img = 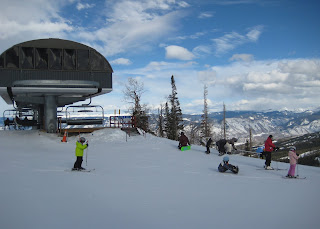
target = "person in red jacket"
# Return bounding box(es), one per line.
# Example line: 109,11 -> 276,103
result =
264,135 -> 279,170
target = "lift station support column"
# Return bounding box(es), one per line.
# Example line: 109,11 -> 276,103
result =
44,95 -> 57,133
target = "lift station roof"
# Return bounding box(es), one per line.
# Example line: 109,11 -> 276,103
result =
0,38 -> 113,109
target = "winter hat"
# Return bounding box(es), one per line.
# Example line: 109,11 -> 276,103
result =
79,137 -> 86,143
223,156 -> 229,162
289,146 -> 296,151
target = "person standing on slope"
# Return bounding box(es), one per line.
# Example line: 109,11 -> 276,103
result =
264,135 -> 279,170
286,146 -> 299,178
73,137 -> 88,171
178,132 -> 190,149
205,137 -> 213,154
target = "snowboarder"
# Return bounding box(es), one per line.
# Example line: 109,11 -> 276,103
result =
218,156 -> 239,174
73,137 -> 88,171
205,137 -> 213,154
286,146 -> 299,178
216,139 -> 226,155
178,132 -> 190,150
216,138 -> 237,156
264,135 -> 279,170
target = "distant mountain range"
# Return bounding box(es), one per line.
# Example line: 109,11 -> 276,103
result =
149,109 -> 320,145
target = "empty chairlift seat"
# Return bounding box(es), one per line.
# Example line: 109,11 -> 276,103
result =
65,105 -> 104,126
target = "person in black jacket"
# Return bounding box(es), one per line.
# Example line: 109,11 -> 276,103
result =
216,139 -> 226,155
218,156 -> 239,174
206,138 -> 213,154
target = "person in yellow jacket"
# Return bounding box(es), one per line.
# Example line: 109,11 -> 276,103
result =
72,137 -> 88,171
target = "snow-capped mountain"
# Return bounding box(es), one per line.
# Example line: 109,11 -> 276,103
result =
150,109 -> 320,144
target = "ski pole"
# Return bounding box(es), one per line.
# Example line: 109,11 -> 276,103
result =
86,142 -> 89,166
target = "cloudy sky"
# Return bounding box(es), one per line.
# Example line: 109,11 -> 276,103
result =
0,0 -> 320,114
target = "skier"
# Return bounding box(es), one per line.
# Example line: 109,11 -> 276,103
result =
73,137 -> 88,171
178,132 -> 190,149
264,135 -> 279,170
286,146 -> 299,178
205,137 -> 213,154
218,156 -> 239,174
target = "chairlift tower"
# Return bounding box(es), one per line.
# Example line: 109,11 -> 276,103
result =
0,38 -> 113,132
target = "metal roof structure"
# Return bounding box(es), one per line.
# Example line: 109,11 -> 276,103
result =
0,38 -> 113,132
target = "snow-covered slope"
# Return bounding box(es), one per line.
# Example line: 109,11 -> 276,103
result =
1,129 -> 319,229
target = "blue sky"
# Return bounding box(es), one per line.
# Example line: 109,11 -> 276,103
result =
0,0 -> 320,115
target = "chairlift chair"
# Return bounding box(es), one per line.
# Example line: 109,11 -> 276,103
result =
65,104 -> 104,126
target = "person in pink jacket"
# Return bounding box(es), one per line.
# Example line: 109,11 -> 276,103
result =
286,146 -> 299,178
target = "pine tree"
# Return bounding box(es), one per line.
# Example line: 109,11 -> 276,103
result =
201,84 -> 212,139
166,75 -> 184,140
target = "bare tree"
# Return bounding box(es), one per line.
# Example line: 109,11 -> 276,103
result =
200,84 -> 212,139
123,77 -> 148,131
188,122 -> 200,144
157,104 -> 165,137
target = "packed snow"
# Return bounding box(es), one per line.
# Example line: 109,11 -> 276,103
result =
1,129 -> 319,229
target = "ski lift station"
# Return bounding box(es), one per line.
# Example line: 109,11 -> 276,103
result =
0,38 -> 113,133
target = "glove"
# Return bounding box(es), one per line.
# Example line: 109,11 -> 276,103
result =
296,153 -> 299,156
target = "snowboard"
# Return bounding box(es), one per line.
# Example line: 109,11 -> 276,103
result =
67,168 -> 95,172
181,145 -> 191,151
230,166 -> 239,174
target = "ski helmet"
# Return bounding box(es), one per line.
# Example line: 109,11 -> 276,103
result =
79,137 -> 86,143
223,156 -> 229,162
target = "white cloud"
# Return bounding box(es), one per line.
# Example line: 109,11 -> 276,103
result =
197,70 -> 217,85
110,58 -> 132,65
198,12 -> 214,19
165,45 -> 195,60
82,0 -> 189,56
0,0 -> 73,51
76,2 -> 95,10
229,54 -> 254,62
213,26 -> 263,55
246,26 -> 263,41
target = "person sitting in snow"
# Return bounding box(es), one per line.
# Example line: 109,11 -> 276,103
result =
218,156 -> 239,174
73,137 -> 88,171
286,146 -> 300,178
178,132 -> 190,149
